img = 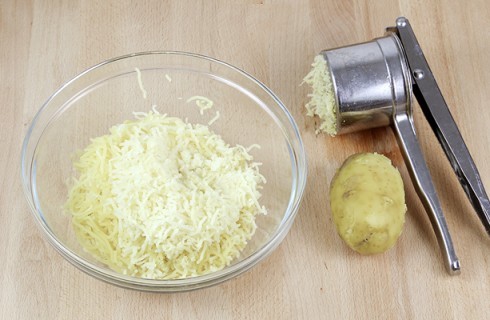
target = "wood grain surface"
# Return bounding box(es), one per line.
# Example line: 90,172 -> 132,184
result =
2,1 -> 490,319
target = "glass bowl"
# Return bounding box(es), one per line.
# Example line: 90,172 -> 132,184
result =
21,51 -> 307,292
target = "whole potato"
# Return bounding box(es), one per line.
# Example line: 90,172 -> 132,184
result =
329,153 -> 406,254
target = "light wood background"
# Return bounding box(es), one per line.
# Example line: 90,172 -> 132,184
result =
2,0 -> 490,319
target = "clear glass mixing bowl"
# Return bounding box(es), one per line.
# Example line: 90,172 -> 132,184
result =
21,51 -> 307,292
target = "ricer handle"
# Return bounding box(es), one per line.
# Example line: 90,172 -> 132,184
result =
395,17 -> 490,235
393,113 -> 461,274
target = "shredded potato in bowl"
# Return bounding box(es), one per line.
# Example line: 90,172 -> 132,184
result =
66,109 -> 267,279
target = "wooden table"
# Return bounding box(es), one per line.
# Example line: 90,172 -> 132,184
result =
2,1 -> 489,318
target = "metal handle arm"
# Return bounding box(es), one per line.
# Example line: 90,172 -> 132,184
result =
393,113 -> 460,274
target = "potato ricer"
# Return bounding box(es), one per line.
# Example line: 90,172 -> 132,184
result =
320,17 -> 490,274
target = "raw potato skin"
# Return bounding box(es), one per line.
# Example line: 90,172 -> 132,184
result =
329,153 -> 407,254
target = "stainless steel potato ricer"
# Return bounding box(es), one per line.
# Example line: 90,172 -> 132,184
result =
320,17 -> 490,274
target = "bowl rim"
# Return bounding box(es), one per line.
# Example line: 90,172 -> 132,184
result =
21,50 -> 307,292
